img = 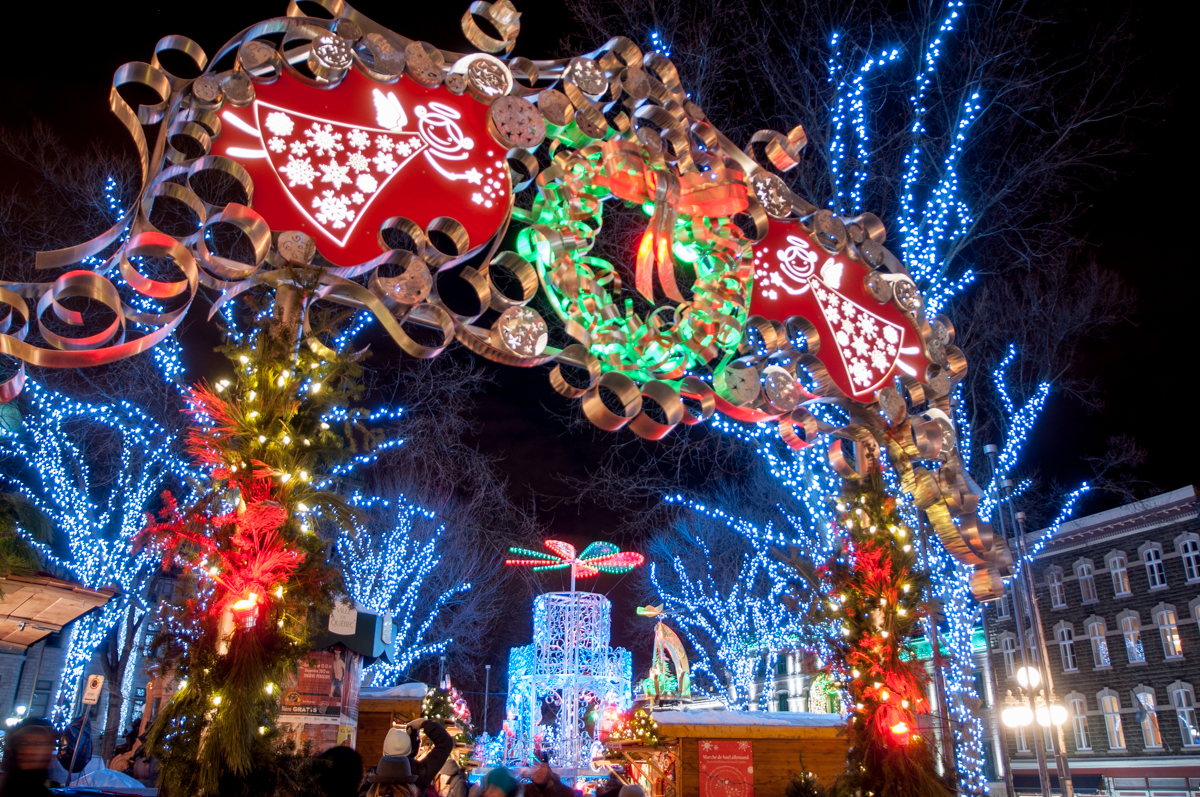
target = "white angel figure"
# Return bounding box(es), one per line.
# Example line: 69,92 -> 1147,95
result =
373,89 -> 408,131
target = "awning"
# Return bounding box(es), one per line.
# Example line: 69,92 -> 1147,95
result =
1012,774 -> 1105,794
0,574 -> 115,649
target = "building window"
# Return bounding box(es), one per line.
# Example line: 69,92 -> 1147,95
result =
1001,635 -> 1018,678
777,653 -> 789,676
1143,545 -> 1168,589
1087,618 -> 1111,668
778,692 -> 789,712
1179,537 -> 1200,583
1069,696 -> 1091,751
997,589 -> 1011,619
1155,605 -> 1184,659
1015,724 -> 1031,753
1076,561 -> 1098,603
1108,552 -> 1131,597
1057,623 -> 1078,672
1119,612 -> 1145,663
1099,692 -> 1126,750
1047,568 -> 1066,608
45,631 -> 62,648
1170,682 -> 1199,747
1133,688 -> 1162,749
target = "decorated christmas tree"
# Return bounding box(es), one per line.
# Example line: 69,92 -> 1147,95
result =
819,477 -> 950,797
139,290 -> 386,796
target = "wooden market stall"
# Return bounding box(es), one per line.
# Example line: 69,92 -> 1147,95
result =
355,683 -> 429,766
610,710 -> 846,797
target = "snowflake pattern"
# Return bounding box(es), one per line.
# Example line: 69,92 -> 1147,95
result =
812,282 -> 903,391
279,155 -> 316,189
304,123 -> 344,157
312,191 -> 355,229
265,112 -> 294,137
372,150 -> 397,174
346,151 -> 370,173
319,157 -> 352,190
254,106 -> 505,242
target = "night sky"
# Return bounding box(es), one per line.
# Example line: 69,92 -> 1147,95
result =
1,1 -> 1190,687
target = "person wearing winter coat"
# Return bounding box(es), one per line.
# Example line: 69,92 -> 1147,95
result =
522,760 -> 574,797
468,766 -> 521,797
0,723 -> 56,797
364,718 -> 455,797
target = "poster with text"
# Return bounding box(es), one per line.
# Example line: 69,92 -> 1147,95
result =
699,740 -> 754,797
279,647 -> 362,723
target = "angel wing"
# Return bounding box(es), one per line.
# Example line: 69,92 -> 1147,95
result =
373,89 -> 407,131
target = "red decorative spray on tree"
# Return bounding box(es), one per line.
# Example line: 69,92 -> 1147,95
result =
818,477 -> 951,797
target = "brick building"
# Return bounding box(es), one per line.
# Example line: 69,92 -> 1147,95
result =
983,486 -> 1200,796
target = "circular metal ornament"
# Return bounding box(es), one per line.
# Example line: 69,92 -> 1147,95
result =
464,54 -> 513,103
488,96 -> 546,150
863,270 -> 892,303
360,33 -> 405,77
404,41 -> 444,87
877,385 -> 907,424
537,89 -> 574,127
811,210 -> 848,252
220,73 -> 254,106
334,19 -> 362,41
495,306 -> 549,357
892,278 -> 922,314
309,35 -> 353,81
722,360 -> 762,405
749,172 -> 793,219
238,40 -> 277,72
564,57 -> 607,97
761,365 -> 801,411
277,231 -> 316,265
191,75 -> 222,104
384,260 -> 433,304
859,238 -> 886,267
925,364 -> 951,396
446,73 -> 467,94
931,315 -> 954,346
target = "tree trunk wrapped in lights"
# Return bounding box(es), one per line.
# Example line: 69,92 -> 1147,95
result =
817,477 -> 951,797
139,312 -> 386,797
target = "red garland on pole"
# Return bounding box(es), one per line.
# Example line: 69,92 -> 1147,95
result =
819,477 -> 952,797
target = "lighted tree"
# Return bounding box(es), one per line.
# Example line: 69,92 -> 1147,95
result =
334,491 -> 473,685
647,495 -> 817,710
0,378 -> 191,740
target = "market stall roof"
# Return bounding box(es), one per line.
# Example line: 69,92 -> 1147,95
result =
360,683 -> 429,700
0,574 -> 115,649
651,709 -> 844,739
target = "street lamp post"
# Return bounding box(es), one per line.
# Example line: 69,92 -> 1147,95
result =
483,664 -> 491,737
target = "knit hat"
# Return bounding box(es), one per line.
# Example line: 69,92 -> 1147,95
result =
620,786 -> 646,797
368,755 -> 418,784
438,757 -> 460,776
383,727 -> 413,757
483,766 -> 519,796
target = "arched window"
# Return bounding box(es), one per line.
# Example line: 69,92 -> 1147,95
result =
1176,535 -> 1200,583
1067,694 -> 1091,751
1142,544 -> 1167,589
1076,561 -> 1098,603
1087,617 -> 1111,668
1098,690 -> 1125,750
1133,687 -> 1162,749
1118,611 -> 1145,663
1154,604 -> 1183,659
1056,623 -> 1078,672
1001,634 -> 1018,678
1048,568 -> 1067,608
1169,682 -> 1199,748
1107,552 -> 1131,597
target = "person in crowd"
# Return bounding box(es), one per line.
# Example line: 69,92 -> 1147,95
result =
522,759 -> 574,797
435,756 -> 468,797
364,751 -> 419,797
618,785 -> 646,797
469,766 -> 521,797
0,723 -> 56,796
316,744 -> 365,797
365,719 -> 454,797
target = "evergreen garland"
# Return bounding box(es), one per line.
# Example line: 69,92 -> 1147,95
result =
820,476 -> 951,797
140,295 -> 385,796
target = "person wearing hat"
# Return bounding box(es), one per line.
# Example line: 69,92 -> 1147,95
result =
364,753 -> 419,797
365,718 -> 454,797
468,766 -> 521,797
435,756 -> 468,797
522,759 -> 573,797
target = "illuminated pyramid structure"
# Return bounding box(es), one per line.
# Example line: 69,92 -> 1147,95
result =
499,541 -> 639,777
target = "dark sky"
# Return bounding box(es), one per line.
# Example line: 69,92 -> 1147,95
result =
1,0 -> 1191,689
